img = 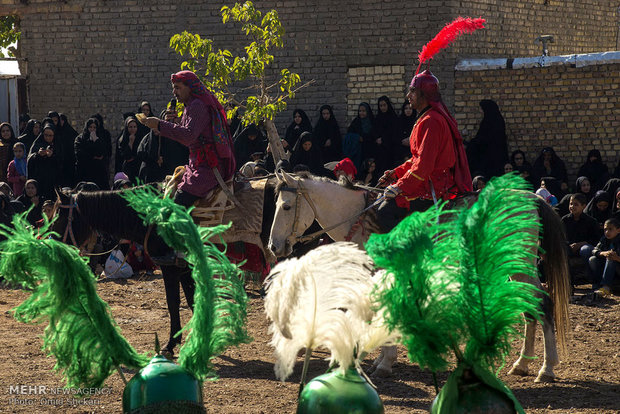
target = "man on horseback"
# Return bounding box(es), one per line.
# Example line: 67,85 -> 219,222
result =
376,70 -> 472,233
142,70 -> 236,207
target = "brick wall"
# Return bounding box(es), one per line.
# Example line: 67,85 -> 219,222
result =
6,0 -> 618,140
454,62 -> 620,185
346,65 -> 406,119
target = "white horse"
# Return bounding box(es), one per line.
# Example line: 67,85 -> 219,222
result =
268,170 -> 571,383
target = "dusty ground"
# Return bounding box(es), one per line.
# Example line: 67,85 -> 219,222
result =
0,273 -> 618,414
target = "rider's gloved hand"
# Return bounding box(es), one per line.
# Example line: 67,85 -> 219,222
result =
377,169 -> 396,188
384,185 -> 402,199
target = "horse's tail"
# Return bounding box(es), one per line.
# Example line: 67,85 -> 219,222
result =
538,198 -> 570,355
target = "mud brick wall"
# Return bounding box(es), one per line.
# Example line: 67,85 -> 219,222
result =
4,0 -> 618,136
346,65 -> 406,119
454,62 -> 620,184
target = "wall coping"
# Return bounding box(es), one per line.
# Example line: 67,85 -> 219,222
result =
455,51 -> 620,71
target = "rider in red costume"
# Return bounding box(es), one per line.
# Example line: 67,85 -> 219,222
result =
377,70 -> 472,232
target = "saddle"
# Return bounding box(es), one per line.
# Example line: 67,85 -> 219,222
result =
163,165 -> 235,227
162,170 -> 275,264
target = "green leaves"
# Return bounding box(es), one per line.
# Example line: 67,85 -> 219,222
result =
0,16 -> 20,57
279,69 -> 301,96
170,1 -> 305,128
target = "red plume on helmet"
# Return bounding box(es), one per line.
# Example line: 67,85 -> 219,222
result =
408,17 -> 485,195
410,17 -> 486,98
416,17 -> 486,73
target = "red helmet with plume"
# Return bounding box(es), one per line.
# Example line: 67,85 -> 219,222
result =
410,17 -> 486,100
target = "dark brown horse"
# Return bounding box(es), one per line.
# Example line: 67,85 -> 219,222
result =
52,179 -> 278,355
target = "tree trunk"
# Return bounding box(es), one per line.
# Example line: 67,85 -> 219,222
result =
264,118 -> 289,165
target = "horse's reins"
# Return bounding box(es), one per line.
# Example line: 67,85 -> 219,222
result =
58,193 -> 81,248
279,178 -> 384,245
58,194 -> 132,280
58,193 -> 118,255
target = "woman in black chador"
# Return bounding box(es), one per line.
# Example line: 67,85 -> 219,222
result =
313,105 -> 342,163
56,113 -> 78,187
283,109 -> 312,152
532,147 -> 568,189
27,123 -> 61,200
578,149 -> 609,191
233,124 -> 267,166
345,102 -> 375,171
372,96 -> 399,175
18,119 -> 41,155
117,117 -> 143,183
290,132 -> 325,176
75,118 -> 110,190
466,99 -> 509,178
395,100 -> 417,165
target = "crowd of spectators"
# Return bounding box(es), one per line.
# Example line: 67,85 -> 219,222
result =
0,96 -> 617,295
463,99 -> 620,298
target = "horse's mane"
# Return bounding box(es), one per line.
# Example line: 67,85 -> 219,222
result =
274,171 -> 358,195
75,188 -> 149,241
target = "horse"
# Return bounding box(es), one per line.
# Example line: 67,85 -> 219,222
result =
52,178 -> 279,355
268,170 -> 571,383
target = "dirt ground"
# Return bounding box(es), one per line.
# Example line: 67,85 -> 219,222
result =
0,272 -> 618,414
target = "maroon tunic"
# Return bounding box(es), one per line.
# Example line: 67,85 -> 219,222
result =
159,97 -> 235,198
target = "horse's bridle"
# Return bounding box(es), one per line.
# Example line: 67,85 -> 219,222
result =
278,177 -> 383,245
58,193 -> 81,247
279,179 -> 320,246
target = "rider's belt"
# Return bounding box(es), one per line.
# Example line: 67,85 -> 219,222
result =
404,171 -> 424,181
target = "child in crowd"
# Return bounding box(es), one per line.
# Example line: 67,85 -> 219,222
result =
35,199 -> 56,228
332,157 -> 357,182
125,242 -> 156,276
7,142 -> 27,196
588,217 -> 620,297
562,193 -> 600,270
472,175 -> 486,191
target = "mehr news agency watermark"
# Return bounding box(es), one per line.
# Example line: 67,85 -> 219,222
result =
5,384 -> 113,407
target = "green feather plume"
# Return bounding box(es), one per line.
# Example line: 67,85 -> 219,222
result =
366,203 -> 462,373
121,185 -> 250,380
456,174 -> 542,369
0,214 -> 149,388
367,174 -> 544,413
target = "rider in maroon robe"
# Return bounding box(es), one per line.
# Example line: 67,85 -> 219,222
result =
143,70 -> 235,207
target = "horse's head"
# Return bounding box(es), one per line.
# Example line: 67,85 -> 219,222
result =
268,170 -> 316,257
51,189 -> 94,248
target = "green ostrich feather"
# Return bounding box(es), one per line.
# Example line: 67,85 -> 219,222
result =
121,185 -> 250,380
0,214 -> 149,388
368,174 -> 543,414
366,203 -> 463,373
456,174 -> 542,370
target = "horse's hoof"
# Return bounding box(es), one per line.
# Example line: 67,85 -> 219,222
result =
160,349 -> 174,360
371,367 -> 392,378
508,366 -> 529,377
534,373 -> 555,383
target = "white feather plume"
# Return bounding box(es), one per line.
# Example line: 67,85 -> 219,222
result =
356,270 -> 401,358
264,242 -> 397,381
